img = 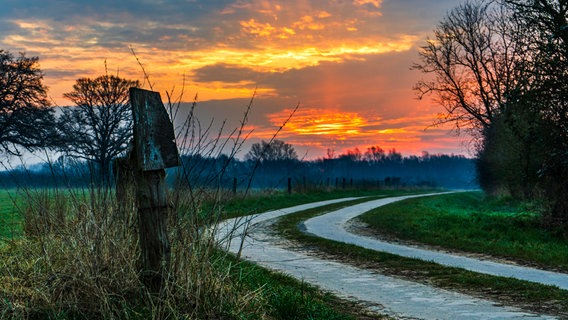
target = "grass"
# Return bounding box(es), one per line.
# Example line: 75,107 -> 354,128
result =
217,188 -> 412,220
0,189 -> 24,239
358,191 -> 568,271
0,186 -> 395,319
272,192 -> 568,317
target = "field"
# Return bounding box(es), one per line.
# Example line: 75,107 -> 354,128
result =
2,188 -> 567,318
358,192 -> 568,271
0,189 -> 23,239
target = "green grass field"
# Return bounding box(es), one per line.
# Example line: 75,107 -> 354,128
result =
358,191 -> 568,271
0,187 -> 392,319
0,189 -> 23,239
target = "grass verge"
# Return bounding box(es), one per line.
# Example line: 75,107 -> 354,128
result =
0,189 -> 24,239
358,191 -> 568,272
272,192 -> 568,318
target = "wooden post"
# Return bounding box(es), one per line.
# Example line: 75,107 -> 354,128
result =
232,177 -> 237,195
288,177 -> 292,194
136,168 -> 170,291
130,88 -> 179,293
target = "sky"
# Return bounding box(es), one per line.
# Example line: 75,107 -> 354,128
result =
0,0 -> 473,160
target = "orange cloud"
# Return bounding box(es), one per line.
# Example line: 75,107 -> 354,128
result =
353,0 -> 383,8
261,106 -> 470,158
268,108 -> 373,139
240,19 -> 277,37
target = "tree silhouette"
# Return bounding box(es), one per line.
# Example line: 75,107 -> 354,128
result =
413,0 -> 544,198
0,50 -> 56,154
505,0 -> 568,224
245,139 -> 298,163
59,74 -> 140,185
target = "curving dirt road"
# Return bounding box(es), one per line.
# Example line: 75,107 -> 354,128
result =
216,193 -> 560,319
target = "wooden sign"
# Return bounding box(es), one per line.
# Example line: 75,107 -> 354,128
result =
130,88 -> 179,171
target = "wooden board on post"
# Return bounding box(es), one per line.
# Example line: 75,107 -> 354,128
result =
130,87 -> 179,171
129,87 -> 179,293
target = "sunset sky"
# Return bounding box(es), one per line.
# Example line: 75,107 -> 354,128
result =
0,0 -> 473,159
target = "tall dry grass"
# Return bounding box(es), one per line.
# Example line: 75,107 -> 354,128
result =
0,184 -> 266,319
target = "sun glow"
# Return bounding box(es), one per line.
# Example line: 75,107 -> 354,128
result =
269,108 -> 369,139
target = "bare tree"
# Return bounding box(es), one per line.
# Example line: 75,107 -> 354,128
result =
413,0 -> 545,197
59,74 -> 140,185
365,146 -> 386,163
245,139 -> 298,163
0,50 -> 56,154
413,0 -> 528,131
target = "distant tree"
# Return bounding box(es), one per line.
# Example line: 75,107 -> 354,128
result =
365,146 -> 385,163
0,50 -> 56,154
345,148 -> 362,162
58,74 -> 140,185
245,139 -> 298,163
325,148 -> 335,160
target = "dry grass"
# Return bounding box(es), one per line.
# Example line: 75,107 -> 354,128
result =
0,186 -> 266,319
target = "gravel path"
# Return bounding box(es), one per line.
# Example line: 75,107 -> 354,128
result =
303,193 -> 568,290
216,193 -> 558,319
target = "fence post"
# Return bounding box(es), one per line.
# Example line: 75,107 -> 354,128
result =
288,177 -> 292,194
130,88 -> 179,293
232,177 -> 237,195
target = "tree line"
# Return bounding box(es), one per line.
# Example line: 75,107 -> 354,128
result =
413,0 -> 568,228
1,139 -> 476,191
236,141 -> 475,190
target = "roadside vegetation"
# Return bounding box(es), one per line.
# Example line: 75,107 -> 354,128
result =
358,192 -> 568,272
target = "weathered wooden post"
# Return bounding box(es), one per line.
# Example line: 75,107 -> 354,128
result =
130,87 -> 179,292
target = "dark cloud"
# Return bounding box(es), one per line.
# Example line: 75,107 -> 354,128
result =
193,63 -> 263,83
